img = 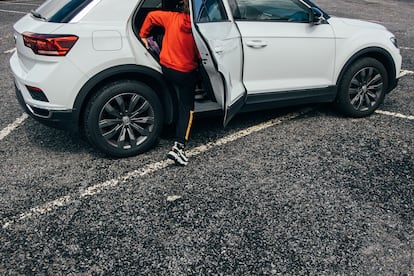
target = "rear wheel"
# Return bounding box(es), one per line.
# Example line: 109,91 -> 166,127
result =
336,57 -> 388,117
83,80 -> 163,157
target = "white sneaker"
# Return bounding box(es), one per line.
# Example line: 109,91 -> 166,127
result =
167,142 -> 188,166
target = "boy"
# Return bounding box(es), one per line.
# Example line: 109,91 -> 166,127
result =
140,0 -> 200,166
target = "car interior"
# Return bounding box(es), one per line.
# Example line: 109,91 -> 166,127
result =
132,0 -> 218,110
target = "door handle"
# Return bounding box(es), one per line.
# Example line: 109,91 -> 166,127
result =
246,40 -> 268,49
214,47 -> 224,54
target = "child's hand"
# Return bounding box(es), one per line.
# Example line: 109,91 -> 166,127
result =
141,37 -> 149,49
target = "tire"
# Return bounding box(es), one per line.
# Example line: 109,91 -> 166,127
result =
336,57 -> 388,117
83,80 -> 164,157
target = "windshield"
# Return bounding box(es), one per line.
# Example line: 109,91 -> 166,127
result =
34,0 -> 93,23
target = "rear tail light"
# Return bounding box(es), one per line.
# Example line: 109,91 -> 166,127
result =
22,32 -> 78,56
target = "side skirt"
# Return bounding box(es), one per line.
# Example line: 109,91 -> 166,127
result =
242,86 -> 337,112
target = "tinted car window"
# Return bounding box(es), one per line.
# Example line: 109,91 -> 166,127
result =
193,0 -> 228,23
142,0 -> 162,8
234,0 -> 310,22
35,0 -> 93,23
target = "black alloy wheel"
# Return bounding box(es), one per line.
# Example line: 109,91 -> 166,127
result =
336,57 -> 388,117
84,80 -> 163,157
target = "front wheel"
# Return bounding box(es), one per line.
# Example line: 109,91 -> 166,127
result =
83,81 -> 164,157
336,57 -> 388,117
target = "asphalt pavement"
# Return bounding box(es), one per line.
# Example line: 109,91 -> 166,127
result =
0,0 -> 413,274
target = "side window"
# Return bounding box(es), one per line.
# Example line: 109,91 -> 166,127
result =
133,0 -> 164,43
142,0 -> 162,8
234,0 -> 310,22
193,0 -> 228,23
34,0 -> 94,23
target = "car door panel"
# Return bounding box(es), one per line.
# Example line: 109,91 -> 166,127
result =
195,22 -> 245,104
191,0 -> 246,125
237,21 -> 336,94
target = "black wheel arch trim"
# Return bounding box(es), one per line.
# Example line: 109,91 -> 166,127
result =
336,47 -> 397,94
72,64 -> 175,129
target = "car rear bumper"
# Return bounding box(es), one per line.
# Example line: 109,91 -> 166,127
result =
15,84 -> 77,131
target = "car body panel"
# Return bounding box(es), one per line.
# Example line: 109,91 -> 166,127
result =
237,21 -> 336,94
191,0 -> 246,126
328,17 -> 402,81
193,20 -> 246,126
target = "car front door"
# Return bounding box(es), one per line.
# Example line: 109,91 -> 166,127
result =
190,0 -> 246,126
230,0 -> 335,95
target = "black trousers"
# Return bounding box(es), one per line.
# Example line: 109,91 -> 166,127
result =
162,65 -> 198,145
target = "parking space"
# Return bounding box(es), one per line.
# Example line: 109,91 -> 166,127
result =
0,0 -> 413,274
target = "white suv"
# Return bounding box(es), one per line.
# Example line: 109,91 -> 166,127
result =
10,0 -> 402,157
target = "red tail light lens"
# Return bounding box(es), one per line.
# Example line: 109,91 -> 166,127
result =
22,32 -> 78,56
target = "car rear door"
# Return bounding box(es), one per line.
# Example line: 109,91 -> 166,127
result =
190,0 -> 246,126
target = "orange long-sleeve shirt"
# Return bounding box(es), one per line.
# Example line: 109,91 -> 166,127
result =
139,11 -> 200,73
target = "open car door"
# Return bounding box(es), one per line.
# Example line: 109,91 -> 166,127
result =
190,0 -> 246,126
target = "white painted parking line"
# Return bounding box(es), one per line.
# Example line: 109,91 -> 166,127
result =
0,8 -> 27,14
4,48 -> 16,54
1,103 -> 414,229
2,108 -> 311,229
400,70 -> 414,77
376,110 -> 414,120
400,47 -> 414,51
0,113 -> 28,141
0,2 -> 39,6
